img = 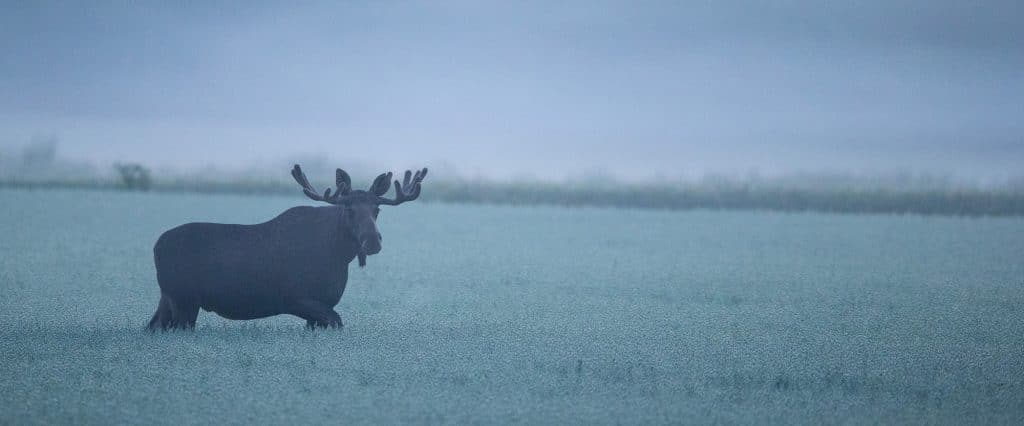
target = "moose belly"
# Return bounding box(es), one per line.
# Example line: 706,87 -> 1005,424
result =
199,286 -> 284,320
201,299 -> 281,320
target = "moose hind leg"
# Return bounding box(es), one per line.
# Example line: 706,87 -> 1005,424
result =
168,297 -> 200,330
307,310 -> 343,329
147,295 -> 173,331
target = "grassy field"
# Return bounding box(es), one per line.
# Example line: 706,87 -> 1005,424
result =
1,188 -> 1023,424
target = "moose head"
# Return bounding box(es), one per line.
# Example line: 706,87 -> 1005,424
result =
291,164 -> 428,267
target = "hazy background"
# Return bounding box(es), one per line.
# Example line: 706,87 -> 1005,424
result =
1,1 -> 1022,183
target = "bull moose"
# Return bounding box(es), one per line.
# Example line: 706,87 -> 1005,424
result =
147,164 -> 427,330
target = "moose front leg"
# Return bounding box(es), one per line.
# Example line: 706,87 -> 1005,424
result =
290,300 -> 343,329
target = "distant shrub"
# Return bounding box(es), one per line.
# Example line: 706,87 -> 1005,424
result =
21,136 -> 58,167
114,163 -> 152,191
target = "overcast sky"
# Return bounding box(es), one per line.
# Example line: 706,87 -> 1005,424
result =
1,1 -> 1022,181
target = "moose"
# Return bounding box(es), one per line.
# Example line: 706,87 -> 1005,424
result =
147,164 -> 427,330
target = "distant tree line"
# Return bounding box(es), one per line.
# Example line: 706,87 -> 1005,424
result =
424,181 -> 1024,216
3,170 -> 1023,217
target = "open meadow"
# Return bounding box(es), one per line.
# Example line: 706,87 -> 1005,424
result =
1,188 -> 1022,424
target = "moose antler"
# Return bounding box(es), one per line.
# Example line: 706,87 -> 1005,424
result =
291,164 -> 351,204
377,168 -> 428,206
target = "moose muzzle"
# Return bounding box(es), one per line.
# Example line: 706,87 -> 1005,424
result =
359,232 -> 382,256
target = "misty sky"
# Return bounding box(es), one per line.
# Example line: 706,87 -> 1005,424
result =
1,1 -> 1022,181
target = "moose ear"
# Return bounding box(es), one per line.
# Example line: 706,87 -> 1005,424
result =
368,172 -> 392,196
336,168 -> 352,195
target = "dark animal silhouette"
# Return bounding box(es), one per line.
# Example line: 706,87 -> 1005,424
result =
147,164 -> 427,330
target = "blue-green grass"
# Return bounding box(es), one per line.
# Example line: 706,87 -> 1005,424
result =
1,188 -> 1022,423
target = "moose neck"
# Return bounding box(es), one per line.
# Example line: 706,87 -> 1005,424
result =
333,206 -> 364,267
